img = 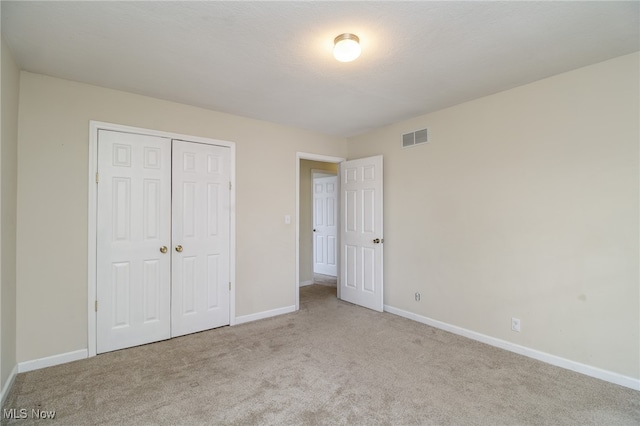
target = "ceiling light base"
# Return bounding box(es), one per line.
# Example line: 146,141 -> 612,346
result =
333,33 -> 361,62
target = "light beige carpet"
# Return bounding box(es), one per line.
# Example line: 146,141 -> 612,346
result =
3,285 -> 639,425
313,273 -> 337,287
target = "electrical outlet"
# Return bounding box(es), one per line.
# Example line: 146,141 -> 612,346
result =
511,317 -> 521,332
415,292 -> 421,302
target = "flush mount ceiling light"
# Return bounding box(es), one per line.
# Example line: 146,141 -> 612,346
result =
333,33 -> 361,62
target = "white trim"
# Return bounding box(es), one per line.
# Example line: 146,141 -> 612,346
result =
228,142 -> 237,326
88,122 -> 98,356
1,364 -> 18,407
234,305 -> 296,325
18,349 -> 88,374
311,168 -> 337,179
299,280 -> 314,287
88,121 -> 237,356
384,304 -> 640,391
295,152 -> 345,311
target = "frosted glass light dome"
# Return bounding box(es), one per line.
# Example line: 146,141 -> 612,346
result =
333,33 -> 361,62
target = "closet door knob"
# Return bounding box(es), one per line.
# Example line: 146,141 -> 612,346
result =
175,245 -> 183,253
160,246 -> 168,254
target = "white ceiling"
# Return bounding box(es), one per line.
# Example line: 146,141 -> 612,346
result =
2,1 -> 638,137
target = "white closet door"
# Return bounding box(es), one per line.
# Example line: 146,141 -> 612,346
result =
96,130 -> 172,353
171,140 -> 231,337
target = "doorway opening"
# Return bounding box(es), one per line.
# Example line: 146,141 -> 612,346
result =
295,153 -> 345,310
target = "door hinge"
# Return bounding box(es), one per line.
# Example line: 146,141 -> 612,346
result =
229,182 -> 232,190
95,300 -> 98,312
95,172 -> 99,183
229,282 -> 231,291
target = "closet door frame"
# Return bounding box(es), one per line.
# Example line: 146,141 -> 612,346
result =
88,120 -> 236,358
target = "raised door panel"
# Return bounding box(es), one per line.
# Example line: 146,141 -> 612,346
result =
142,259 -> 161,322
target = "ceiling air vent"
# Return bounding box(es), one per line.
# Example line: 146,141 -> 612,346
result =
402,128 -> 429,148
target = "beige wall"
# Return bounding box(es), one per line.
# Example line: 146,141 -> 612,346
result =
16,72 -> 346,362
299,160 -> 339,284
1,37 -> 19,391
347,53 -> 639,379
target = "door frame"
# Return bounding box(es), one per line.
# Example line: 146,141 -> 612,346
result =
88,121 -> 237,357
295,153 -> 345,310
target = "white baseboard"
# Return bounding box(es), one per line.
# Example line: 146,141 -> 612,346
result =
299,280 -> 314,287
18,349 -> 88,374
384,305 -> 640,391
1,364 -> 18,407
235,305 -> 296,325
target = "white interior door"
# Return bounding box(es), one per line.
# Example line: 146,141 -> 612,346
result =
313,174 -> 338,276
171,140 -> 231,337
96,130 -> 172,353
339,156 -> 384,312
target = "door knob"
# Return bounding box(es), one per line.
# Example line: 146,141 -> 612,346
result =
373,238 -> 381,244
160,246 -> 168,254
175,245 -> 183,253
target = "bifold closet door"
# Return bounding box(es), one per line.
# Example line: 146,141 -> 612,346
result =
96,130 -> 172,353
97,131 -> 231,353
171,140 -> 231,337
